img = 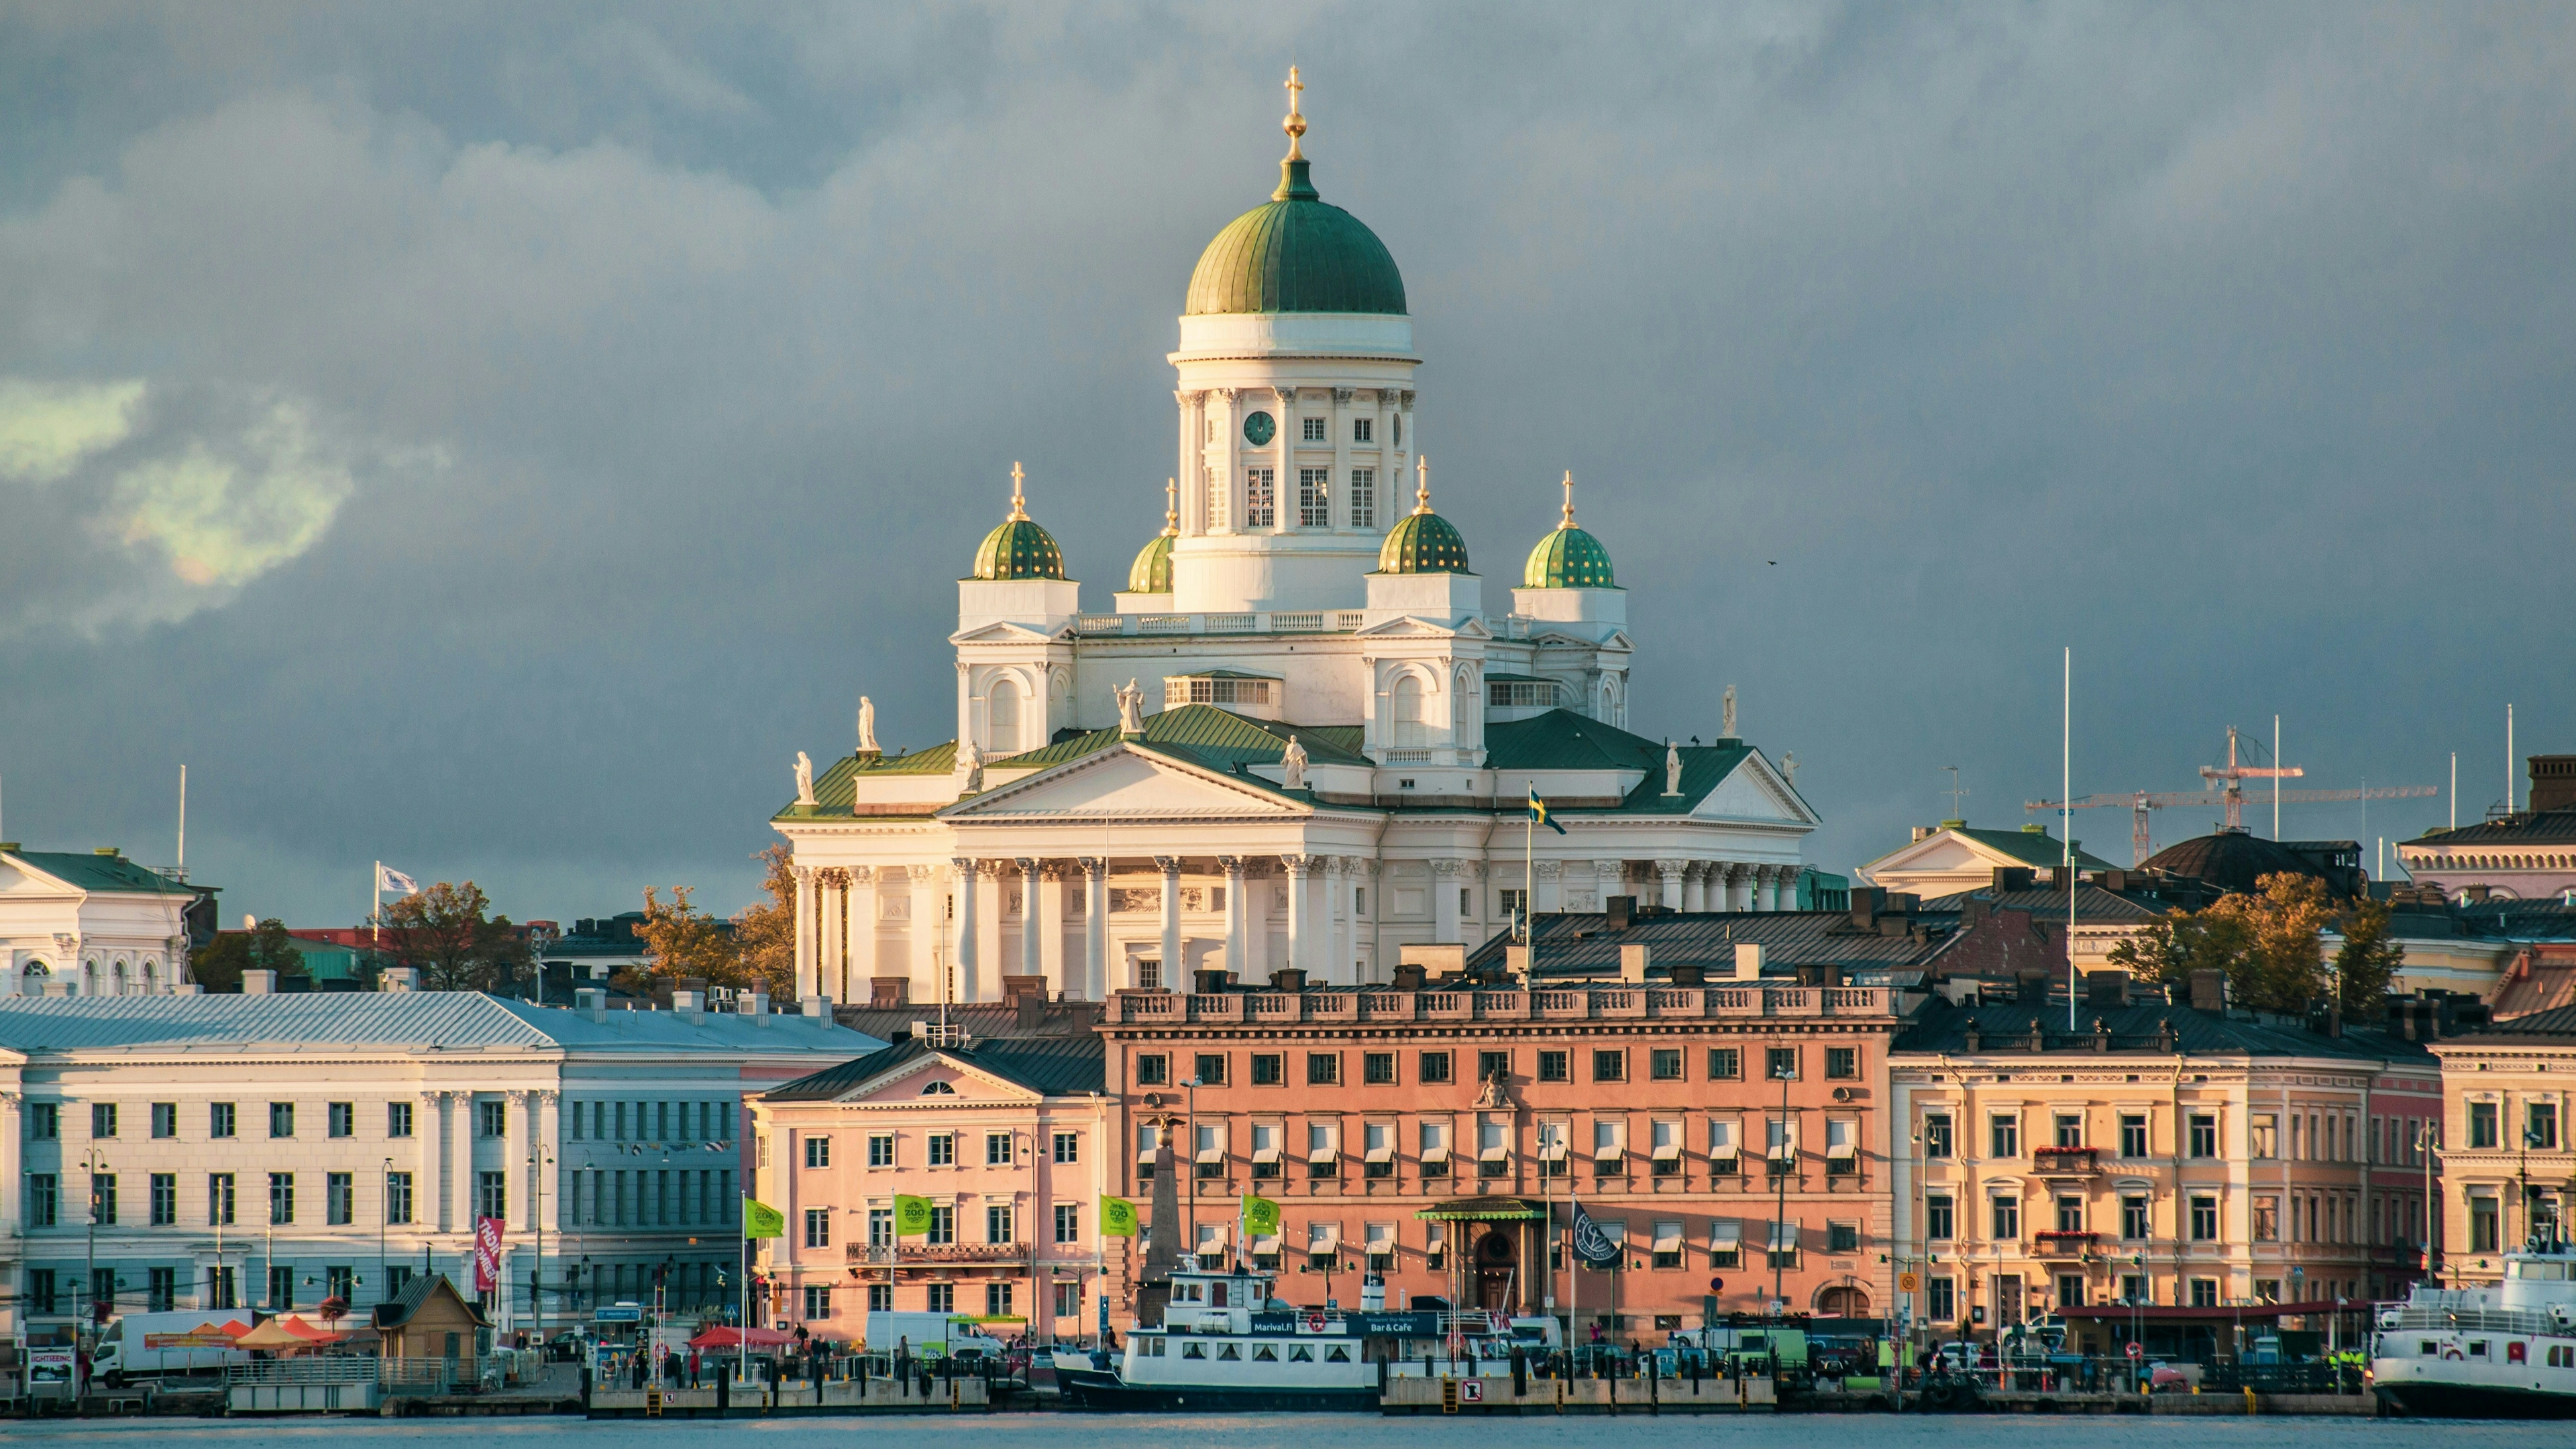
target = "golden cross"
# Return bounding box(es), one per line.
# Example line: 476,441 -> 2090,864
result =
1415,453 -> 1430,513
1164,478 -> 1179,531
1283,66 -> 1307,160
1010,460 -> 1027,519
1562,470 -> 1576,525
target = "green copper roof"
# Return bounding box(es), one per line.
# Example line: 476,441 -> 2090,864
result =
970,517 -> 1065,581
1127,533 -> 1175,593
1523,524 -> 1617,589
1185,159 -> 1407,317
1378,508 -> 1469,574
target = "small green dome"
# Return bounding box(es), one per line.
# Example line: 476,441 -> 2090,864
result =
1185,158 -> 1407,317
1128,533 -> 1175,593
1379,511 -> 1470,574
1524,526 -> 1615,588
968,464 -> 1066,580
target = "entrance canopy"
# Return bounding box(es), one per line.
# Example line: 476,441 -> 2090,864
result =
1413,1196 -> 1546,1222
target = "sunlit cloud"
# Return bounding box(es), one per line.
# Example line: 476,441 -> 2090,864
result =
107,397 -> 352,589
0,379 -> 144,484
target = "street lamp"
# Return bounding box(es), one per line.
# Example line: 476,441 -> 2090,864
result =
531,1140 -> 556,1346
379,1157 -> 393,1307
1184,1077 -> 1201,1271
1771,1053 -> 1794,1310
82,1146 -> 110,1333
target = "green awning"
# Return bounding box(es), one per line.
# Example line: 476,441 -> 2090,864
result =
1413,1197 -> 1547,1222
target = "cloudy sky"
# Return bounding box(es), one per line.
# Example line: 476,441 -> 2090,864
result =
3,3 -> 2569,926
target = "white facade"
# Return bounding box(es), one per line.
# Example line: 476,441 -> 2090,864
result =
0,994 -> 875,1337
0,849 -> 198,998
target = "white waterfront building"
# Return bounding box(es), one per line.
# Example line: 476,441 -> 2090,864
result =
0,847 -> 201,996
775,80 -> 1819,1008
0,992 -> 875,1338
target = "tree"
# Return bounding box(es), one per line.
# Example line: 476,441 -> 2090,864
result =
2331,896 -> 2407,1020
188,918 -> 309,994
628,847 -> 800,1000
376,881 -> 534,993
2105,910 -> 2253,991
2104,872 -> 2349,1015
729,845 -> 798,998
631,886 -> 741,988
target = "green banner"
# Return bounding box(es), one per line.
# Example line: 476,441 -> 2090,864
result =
743,1198 -> 785,1240
894,1194 -> 934,1236
1099,1195 -> 1138,1237
1242,1194 -> 1280,1237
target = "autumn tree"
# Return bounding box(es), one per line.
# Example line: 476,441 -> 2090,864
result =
2104,871 -> 2394,1016
729,844 -> 798,998
375,881 -> 535,993
189,918 -> 308,994
2330,895 -> 2407,1020
629,886 -> 743,991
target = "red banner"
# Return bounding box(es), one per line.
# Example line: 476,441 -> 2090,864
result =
474,1216 -> 504,1293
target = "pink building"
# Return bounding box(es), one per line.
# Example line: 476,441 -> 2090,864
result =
749,1034 -> 1120,1340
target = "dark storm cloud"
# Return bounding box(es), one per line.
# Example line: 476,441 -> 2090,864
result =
0,2 -> 2567,921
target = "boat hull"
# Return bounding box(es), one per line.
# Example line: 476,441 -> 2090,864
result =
2375,1380 -> 2576,1420
1056,1366 -> 1380,1413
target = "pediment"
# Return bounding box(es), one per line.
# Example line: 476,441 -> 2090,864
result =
1528,627 -> 1631,652
1693,753 -> 1821,826
837,1053 -> 1043,1106
0,860 -> 81,898
949,620 -> 1063,645
1860,830 -> 2020,881
1354,614 -> 1488,639
940,742 -> 1307,821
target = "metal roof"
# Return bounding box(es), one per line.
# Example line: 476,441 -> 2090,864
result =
764,1034 -> 1104,1102
2404,809 -> 2576,848
1,849 -> 197,897
1463,909 -> 1945,975
0,993 -> 877,1057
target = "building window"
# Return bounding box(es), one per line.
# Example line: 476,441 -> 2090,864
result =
1824,1047 -> 1858,1080
1051,1132 -> 1079,1164
1419,1051 -> 1453,1084
2188,1114 -> 2219,1158
1990,1115 -> 2019,1158
150,1102 -> 176,1139
1537,1051 -> 1570,1083
28,1102 -> 58,1140
387,1172 -> 413,1225
209,1173 -> 235,1226
804,1208 -> 831,1248
1923,1114 -> 1953,1159
2054,1114 -> 2084,1148
329,1102 -> 355,1138
479,1099 -> 508,1138
327,1173 -> 354,1226
987,1205 -> 1015,1244
2472,1195 -> 2501,1252
2121,1195 -> 2149,1240
1299,467 -> 1330,526
927,1205 -> 955,1246
1352,418 -> 1373,444
1708,1048 -> 1741,1081
1478,1051 -> 1511,1083
148,1267 -> 176,1313
387,1102 -> 412,1138
1055,1203 -> 1081,1244
270,1173 -> 295,1226
2533,1103 -> 2561,1151
91,1102 -> 117,1139
1766,1047 -> 1798,1080
25,1174 -> 56,1228
928,1134 -> 955,1167
805,1136 -> 831,1169
2189,1195 -> 2218,1241
2254,1195 -> 2279,1242
1307,1053 -> 1340,1085
269,1102 -> 295,1138
1245,468 -> 1275,528
1827,1221 -> 1860,1253
1593,1050 -> 1626,1083
1925,1195 -> 1955,1241
926,1282 -> 955,1313
802,1284 -> 833,1319
2188,1278 -> 2219,1308
1137,1054 -> 1170,1086
150,1173 -> 176,1226
869,1283 -> 894,1313
2055,1195 -> 2084,1232
1991,1197 -> 2019,1240
870,1134 -> 896,1167
2120,1114 -> 2148,1158
91,1173 -> 117,1226
986,1282 -> 1016,1318
28,1269 -> 57,1316
1352,1051 -> 1391,1085
1927,1276 -> 1957,1321
1193,1054 -> 1228,1086
987,1132 -> 1014,1167
1251,1054 -> 1284,1085
2252,1114 -> 2278,1158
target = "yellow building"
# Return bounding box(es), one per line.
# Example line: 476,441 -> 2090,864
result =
2428,1005 -> 2576,1283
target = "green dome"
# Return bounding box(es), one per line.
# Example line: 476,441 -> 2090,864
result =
1523,525 -> 1616,588
1127,533 -> 1175,593
971,517 -> 1065,580
1185,159 -> 1407,317
1379,510 -> 1470,574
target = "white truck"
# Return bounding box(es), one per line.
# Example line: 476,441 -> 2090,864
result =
862,1311 -> 1010,1362
93,1311 -> 252,1383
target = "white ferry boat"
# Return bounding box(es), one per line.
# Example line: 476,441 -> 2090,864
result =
2373,1238 -> 2576,1418
1055,1266 -> 1558,1411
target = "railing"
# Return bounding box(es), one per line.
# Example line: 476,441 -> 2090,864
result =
1273,612 -> 1324,631
2031,1230 -> 2099,1255
225,1357 -> 463,1391
1383,748 -> 1432,764
1140,615 -> 1192,633
1336,612 -> 1367,630
1076,615 -> 1124,633
2034,1147 -> 2102,1174
1207,613 -> 1256,632
1100,985 -> 1897,1024
1063,612 -> 1365,638
844,1244 -> 1032,1266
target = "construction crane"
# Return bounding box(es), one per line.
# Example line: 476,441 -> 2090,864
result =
2027,728 -> 2436,865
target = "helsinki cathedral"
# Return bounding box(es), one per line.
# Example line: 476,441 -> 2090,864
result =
773,74 -> 1817,1007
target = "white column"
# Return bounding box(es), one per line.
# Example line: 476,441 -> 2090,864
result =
1727,864 -> 1754,913
793,865 -> 815,1000
1331,387 -> 1353,530
952,859 -> 981,1004
1018,859 -> 1044,984
1244,861 -> 1271,977
1082,858 -> 1109,997
538,1092 -> 561,1236
1682,864 -> 1707,914
1325,859 -> 1348,985
1156,856 -> 1184,986
909,864 -> 942,1004
0,1093 -> 21,1235
827,871 -> 850,1002
1657,859 -> 1686,912
1275,387 -> 1298,531
974,861 -> 1005,1002
847,867 -> 878,997
1038,863 -> 1068,998
1284,855 -> 1312,971
1220,857 -> 1248,980
505,1090 -> 530,1234
450,1091 -> 476,1233
419,1091 -> 444,1235
1534,859 -> 1561,916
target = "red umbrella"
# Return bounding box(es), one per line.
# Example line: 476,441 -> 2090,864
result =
688,1325 -> 796,1350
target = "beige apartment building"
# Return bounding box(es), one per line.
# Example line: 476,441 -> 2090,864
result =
2428,1004 -> 2576,1281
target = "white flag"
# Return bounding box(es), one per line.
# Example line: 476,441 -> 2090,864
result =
376,864 -> 420,896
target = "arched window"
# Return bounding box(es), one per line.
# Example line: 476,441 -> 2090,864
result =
987,678 -> 1022,754
920,1080 -> 957,1097
111,961 -> 127,995
140,959 -> 158,993
22,960 -> 48,985
81,961 -> 97,995
1391,676 -> 1426,748
1453,669 -> 1473,738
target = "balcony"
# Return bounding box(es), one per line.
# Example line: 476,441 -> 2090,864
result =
844,1244 -> 1030,1267
2031,1230 -> 2098,1257
2033,1146 -> 2101,1176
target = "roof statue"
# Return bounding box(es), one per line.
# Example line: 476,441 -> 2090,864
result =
1116,679 -> 1146,737
1664,739 -> 1683,796
960,739 -> 986,795
1280,735 -> 1309,791
1722,684 -> 1737,740
857,696 -> 879,756
794,751 -> 816,806
1783,751 -> 1798,786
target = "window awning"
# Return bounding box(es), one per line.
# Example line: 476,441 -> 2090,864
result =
1307,1222 -> 1341,1247
1197,1146 -> 1226,1163
1251,1234 -> 1280,1254
1652,1222 -> 1683,1252
1711,1220 -> 1743,1248
1366,1145 -> 1394,1163
1480,1145 -> 1511,1162
1421,1146 -> 1450,1162
1364,1222 -> 1395,1248
1252,1147 -> 1281,1164
1768,1220 -> 1800,1250
1413,1197 -> 1547,1222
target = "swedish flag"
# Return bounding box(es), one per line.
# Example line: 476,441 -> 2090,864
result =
1529,788 -> 1566,835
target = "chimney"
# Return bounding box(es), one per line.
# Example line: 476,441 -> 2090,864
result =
801,994 -> 832,1021
1605,895 -> 1635,931
2084,971 -> 2128,1008
576,987 -> 607,1023
1017,991 -> 1046,1032
1733,943 -> 1766,981
1193,968 -> 1230,996
1619,943 -> 1652,985
1270,967 -> 1310,993
2188,969 -> 2225,1012
1992,867 -> 2034,892
746,987 -> 771,1022
871,977 -> 908,1008
2532,755 -> 2576,814
671,989 -> 704,1023
1847,888 -> 1884,928
378,966 -> 421,994
1389,963 -> 1425,992
1003,974 -> 1049,1006
2015,970 -> 2050,1004
1505,945 -> 1530,976
1667,960 -> 1706,986
1912,826 -> 1933,843
241,969 -> 276,996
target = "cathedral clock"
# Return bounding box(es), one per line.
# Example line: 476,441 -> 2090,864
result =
1242,411 -> 1276,446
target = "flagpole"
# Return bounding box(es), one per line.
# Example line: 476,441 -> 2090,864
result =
372,861 -> 380,946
